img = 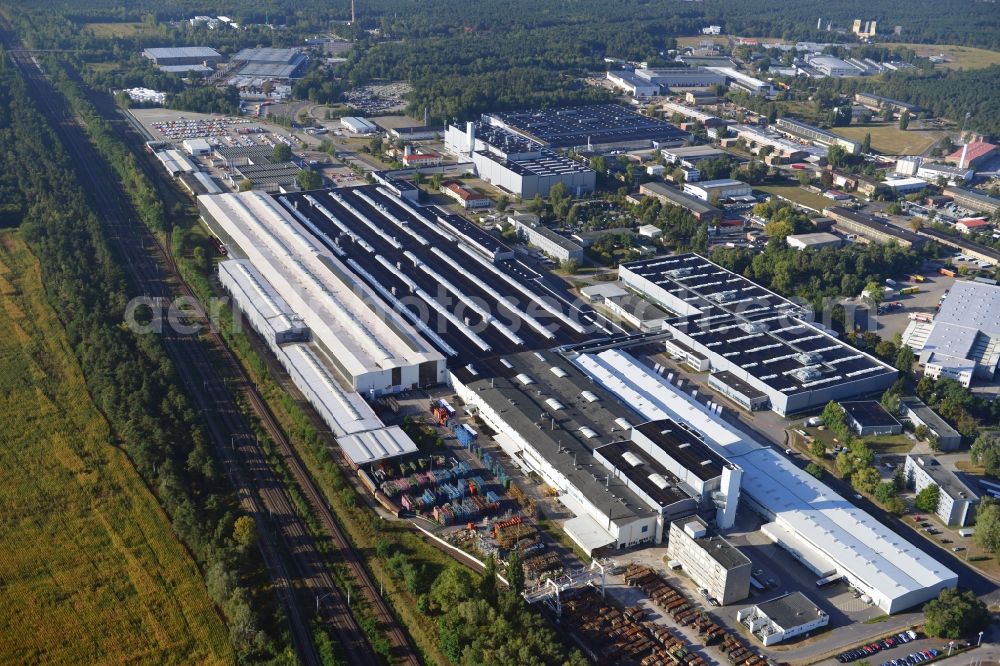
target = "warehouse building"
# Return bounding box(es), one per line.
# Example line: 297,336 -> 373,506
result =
232,47 -> 307,79
666,517 -> 751,605
451,352 -> 672,552
943,187 -> 1000,217
775,118 -> 861,154
609,67 -> 727,94
507,213 -> 584,263
617,253 -> 898,415
154,148 -> 198,177
603,294 -> 671,332
901,280 -> 1000,387
805,54 -> 864,77
840,401 -> 902,436
882,177 -> 929,195
785,232 -> 842,251
738,593 -> 829,646
213,144 -> 275,168
946,142 -> 998,170
444,121 -> 596,198
704,67 -> 773,96
199,191 -> 446,394
639,182 -> 722,221
341,116 -> 379,134
683,179 -> 753,202
661,102 -> 726,128
732,125 -> 827,161
574,348 -> 957,613
661,144 -> 729,167
484,104 -> 689,150
823,207 -> 926,249
229,161 -> 302,193
904,455 -> 979,527
606,70 -> 662,97
142,46 -> 221,68
854,93 -> 919,116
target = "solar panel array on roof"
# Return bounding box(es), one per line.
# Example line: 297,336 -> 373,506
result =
486,104 -> 688,148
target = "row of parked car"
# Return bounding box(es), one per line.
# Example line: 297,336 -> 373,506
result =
837,631 -> 920,662
880,649 -> 941,666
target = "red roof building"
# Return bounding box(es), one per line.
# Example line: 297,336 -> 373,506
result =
955,217 -> 991,234
946,141 -> 998,169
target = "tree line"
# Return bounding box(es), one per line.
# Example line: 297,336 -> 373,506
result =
0,61 -> 290,662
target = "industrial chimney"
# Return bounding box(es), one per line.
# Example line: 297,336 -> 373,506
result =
466,121 -> 476,157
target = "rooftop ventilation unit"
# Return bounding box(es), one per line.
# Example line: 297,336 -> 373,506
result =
623,452 -> 644,467
649,474 -> 670,489
791,367 -> 822,382
550,366 -> 569,378
711,291 -> 737,303
667,267 -> 694,278
581,390 -> 600,403
545,398 -> 565,411
579,426 -> 599,439
515,373 -> 535,385
739,322 -> 768,334
796,352 -> 822,365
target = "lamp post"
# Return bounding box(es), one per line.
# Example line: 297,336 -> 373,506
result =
948,641 -> 955,656
977,631 -> 984,647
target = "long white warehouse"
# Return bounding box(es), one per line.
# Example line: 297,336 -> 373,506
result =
201,191 -> 446,395
573,349 -> 958,614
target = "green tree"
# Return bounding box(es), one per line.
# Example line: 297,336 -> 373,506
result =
875,481 -> 897,505
915,484 -> 940,512
566,204 -> 580,227
836,451 -> 854,477
272,143 -> 292,162
810,440 -> 826,458
589,155 -> 607,174
881,391 -> 901,416
971,433 -> 1000,477
861,132 -> 872,155
864,280 -> 885,305
895,345 -> 916,375
899,109 -> 910,130
238,178 -> 253,192
852,466 -> 881,494
507,549 -> 525,595
430,172 -> 443,191
480,553 -> 498,607
232,515 -> 258,554
528,193 -> 545,213
495,194 -> 509,212
413,170 -> 424,185
806,462 -> 824,479
296,169 -> 322,190
430,565 -> 474,613
923,589 -> 989,638
973,498 -> 1000,553
822,401 -> 846,429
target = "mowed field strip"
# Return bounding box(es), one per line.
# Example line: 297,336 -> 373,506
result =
0,232 -> 233,665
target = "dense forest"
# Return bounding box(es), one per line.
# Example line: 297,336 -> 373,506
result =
0,63 -> 290,661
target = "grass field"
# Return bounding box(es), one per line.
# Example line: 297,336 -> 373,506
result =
883,43 -> 1000,70
837,123 -> 947,156
756,180 -> 834,212
0,232 -> 232,665
82,22 -> 159,38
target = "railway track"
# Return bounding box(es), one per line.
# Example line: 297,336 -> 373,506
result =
0,28 -> 415,666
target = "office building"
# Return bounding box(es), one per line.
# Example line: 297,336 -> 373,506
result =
574,348 -> 957,613
639,182 -> 722,221
775,118 -> 861,154
840,401 -> 902,436
902,280 -> 1000,387
441,181 -> 492,209
738,593 -> 829,646
904,456 -> 979,527
899,397 -> 962,451
683,179 -> 752,202
823,207 -> 926,249
617,253 -> 898,415
666,517 -> 751,605
508,214 -> 584,263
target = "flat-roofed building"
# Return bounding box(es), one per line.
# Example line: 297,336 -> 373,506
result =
639,182 -> 722,221
683,178 -> 752,202
775,118 -> 861,154
737,592 -> 829,646
899,397 -> 962,451
901,280 -> 1000,387
143,46 -> 221,67
823,206 -> 926,249
705,67 -> 773,96
840,400 -> 903,436
617,253 -> 898,415
667,517 -> 751,605
508,213 -> 583,263
661,144 -> 729,167
854,93 -> 919,116
199,191 -> 446,394
806,54 -> 864,77
904,455 -> 978,527
574,348 -> 957,614
786,232 -> 842,250
341,117 -> 379,134
603,294 -> 670,332
634,67 -> 727,90
943,187 -> 1000,217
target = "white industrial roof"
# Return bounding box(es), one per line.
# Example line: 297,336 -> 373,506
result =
275,343 -> 382,437
574,348 -> 957,607
917,281 -> 1000,373
218,259 -> 306,337
199,191 -> 442,381
155,149 -> 197,174
337,426 -> 418,465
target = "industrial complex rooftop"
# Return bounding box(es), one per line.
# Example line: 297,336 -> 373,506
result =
574,349 -> 956,613
484,104 -> 688,149
674,516 -> 751,570
619,253 -> 897,411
